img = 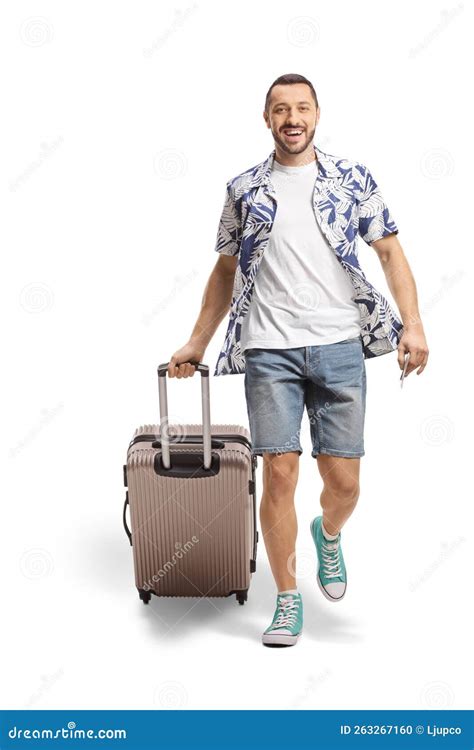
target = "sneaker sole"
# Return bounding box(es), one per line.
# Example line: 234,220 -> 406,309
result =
262,632 -> 301,647
310,519 -> 347,603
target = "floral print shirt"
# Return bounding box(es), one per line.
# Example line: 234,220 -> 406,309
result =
213,144 -> 403,376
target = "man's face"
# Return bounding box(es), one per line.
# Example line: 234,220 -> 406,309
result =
264,83 -> 320,156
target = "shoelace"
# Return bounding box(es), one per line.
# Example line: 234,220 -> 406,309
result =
272,597 -> 299,629
321,538 -> 342,578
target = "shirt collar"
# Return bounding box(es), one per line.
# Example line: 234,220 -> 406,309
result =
249,143 -> 343,190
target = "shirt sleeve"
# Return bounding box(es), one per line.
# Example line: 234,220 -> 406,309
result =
214,183 -> 242,257
358,166 -> 399,245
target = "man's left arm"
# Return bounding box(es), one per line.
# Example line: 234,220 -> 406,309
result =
371,233 -> 429,377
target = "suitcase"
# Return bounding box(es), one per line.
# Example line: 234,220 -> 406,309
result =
123,362 -> 258,605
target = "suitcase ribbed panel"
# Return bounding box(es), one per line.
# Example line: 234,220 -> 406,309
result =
127,423 -> 254,598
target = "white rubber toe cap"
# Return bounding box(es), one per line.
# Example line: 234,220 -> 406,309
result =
324,581 -> 346,599
317,575 -> 347,601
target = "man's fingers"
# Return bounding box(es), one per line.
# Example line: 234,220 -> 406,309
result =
399,339 -> 429,378
174,361 -> 194,378
416,352 -> 429,375
166,358 -> 199,379
398,348 -> 409,371
404,349 -> 426,376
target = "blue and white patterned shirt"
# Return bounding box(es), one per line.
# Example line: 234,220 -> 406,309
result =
213,144 -> 403,376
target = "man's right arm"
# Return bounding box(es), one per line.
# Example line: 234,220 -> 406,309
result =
167,255 -> 238,378
168,181 -> 241,378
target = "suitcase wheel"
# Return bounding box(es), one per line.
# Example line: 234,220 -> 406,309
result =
236,590 -> 248,605
138,589 -> 152,605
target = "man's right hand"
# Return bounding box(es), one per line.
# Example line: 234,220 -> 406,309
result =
167,341 -> 206,378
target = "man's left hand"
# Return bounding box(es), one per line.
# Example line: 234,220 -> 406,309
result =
398,326 -> 429,376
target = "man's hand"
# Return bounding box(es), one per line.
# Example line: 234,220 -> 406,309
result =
168,340 -> 206,378
397,325 -> 429,377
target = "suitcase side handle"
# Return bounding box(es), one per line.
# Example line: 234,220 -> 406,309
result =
123,492 -> 132,546
157,361 -> 212,471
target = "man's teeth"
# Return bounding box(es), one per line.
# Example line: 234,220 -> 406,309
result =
285,130 -> 303,135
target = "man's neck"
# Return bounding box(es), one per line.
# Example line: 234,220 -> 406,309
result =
274,143 -> 317,168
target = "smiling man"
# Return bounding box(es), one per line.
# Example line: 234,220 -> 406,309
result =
169,73 -> 429,647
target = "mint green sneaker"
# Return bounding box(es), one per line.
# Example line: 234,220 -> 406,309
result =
262,593 -> 303,647
310,515 -> 347,602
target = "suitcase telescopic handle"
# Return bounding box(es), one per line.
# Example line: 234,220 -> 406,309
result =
157,361 -> 212,471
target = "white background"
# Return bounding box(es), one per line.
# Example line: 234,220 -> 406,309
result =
1,0 -> 471,711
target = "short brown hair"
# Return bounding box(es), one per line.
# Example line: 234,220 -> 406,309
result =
264,73 -> 319,114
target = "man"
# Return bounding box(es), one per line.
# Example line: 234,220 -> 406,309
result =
168,73 -> 429,647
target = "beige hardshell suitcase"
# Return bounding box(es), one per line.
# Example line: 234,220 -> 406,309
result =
123,362 -> 258,605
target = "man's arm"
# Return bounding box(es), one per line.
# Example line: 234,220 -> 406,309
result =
168,255 -> 238,378
371,233 -> 429,377
188,255 -> 238,348
168,181 -> 241,378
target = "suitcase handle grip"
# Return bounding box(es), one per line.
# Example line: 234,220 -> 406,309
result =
157,361 -> 212,471
158,361 -> 209,376
123,492 -> 132,546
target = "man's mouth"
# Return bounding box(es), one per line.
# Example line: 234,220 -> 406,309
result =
283,128 -> 304,142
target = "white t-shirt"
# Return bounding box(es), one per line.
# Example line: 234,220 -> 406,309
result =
240,158 -> 361,353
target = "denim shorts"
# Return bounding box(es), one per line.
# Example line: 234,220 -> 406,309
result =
243,335 -> 367,459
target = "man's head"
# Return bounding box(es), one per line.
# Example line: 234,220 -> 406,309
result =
263,73 -> 320,159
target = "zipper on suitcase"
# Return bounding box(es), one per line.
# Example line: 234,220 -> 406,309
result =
128,432 -> 253,453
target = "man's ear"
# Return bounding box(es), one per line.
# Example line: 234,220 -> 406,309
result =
263,111 -> 270,128
315,106 -> 321,126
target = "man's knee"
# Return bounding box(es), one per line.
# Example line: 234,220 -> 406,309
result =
323,472 -> 360,506
262,450 -> 300,496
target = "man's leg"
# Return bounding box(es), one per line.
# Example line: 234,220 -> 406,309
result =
316,455 -> 360,535
307,455 -> 359,601
260,451 -> 300,591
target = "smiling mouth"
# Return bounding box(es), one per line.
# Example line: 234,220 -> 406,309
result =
283,129 -> 305,141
